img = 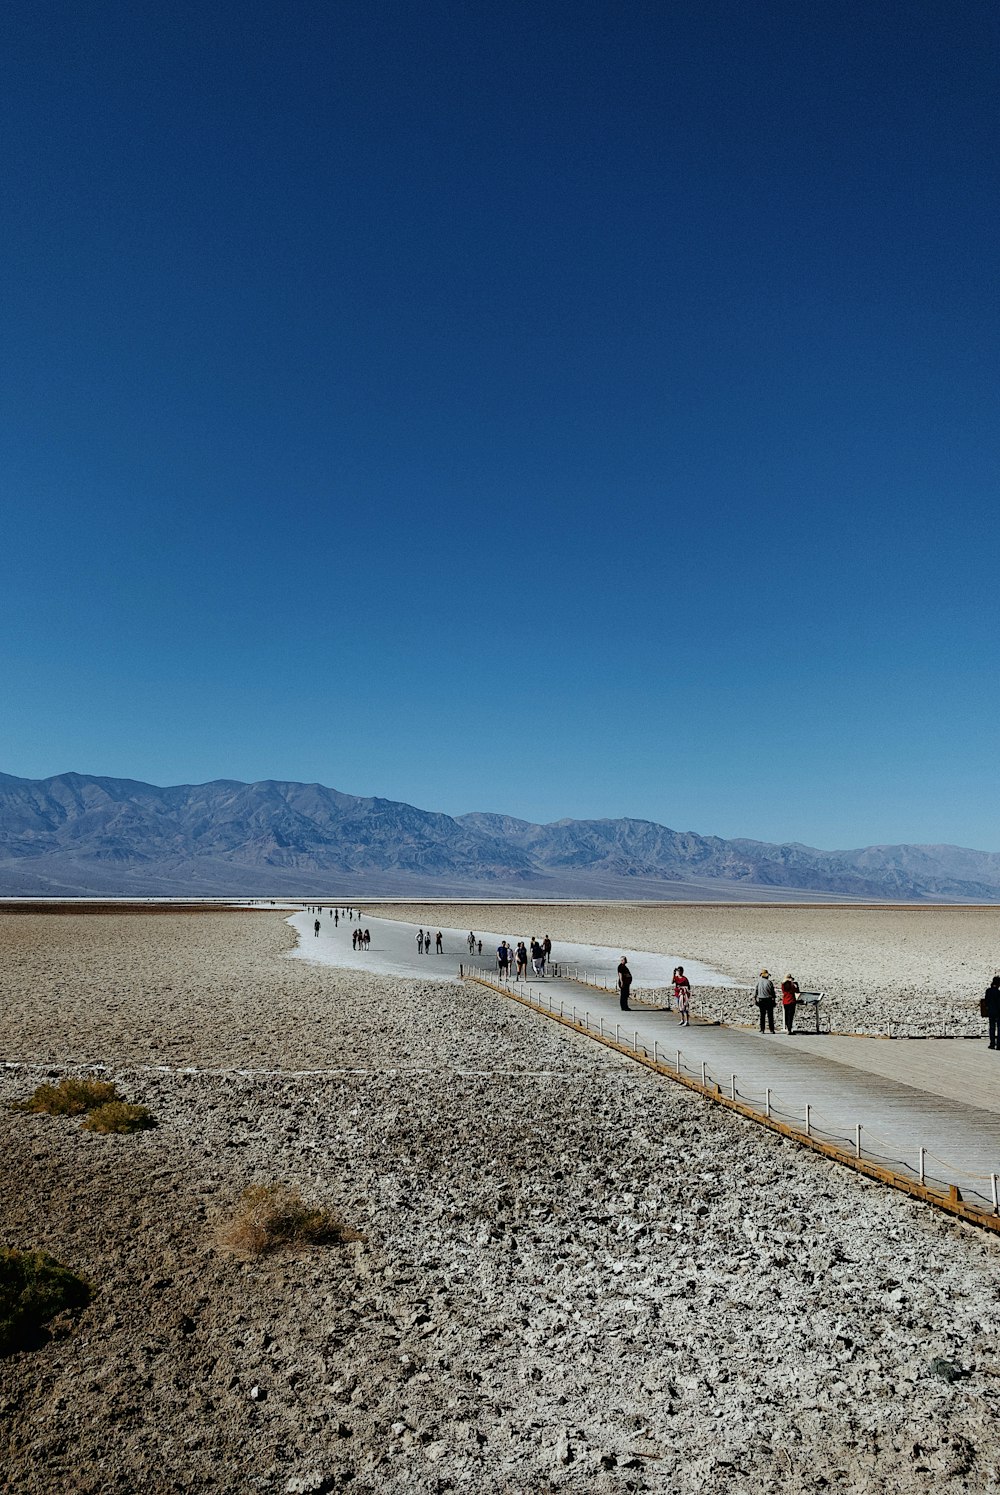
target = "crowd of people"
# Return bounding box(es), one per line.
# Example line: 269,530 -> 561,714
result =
491,935 -> 553,980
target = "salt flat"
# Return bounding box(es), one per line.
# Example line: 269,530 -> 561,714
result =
1,907 -> 999,1494
369,900 -> 1000,1036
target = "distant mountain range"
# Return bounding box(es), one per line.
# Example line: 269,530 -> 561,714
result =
1,770 -> 999,902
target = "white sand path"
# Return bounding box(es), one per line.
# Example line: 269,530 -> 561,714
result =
284,908 -> 737,988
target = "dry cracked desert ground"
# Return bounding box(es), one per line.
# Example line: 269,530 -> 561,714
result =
1,905 -> 999,1495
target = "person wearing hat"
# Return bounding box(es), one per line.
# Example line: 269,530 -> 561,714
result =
780,973 -> 800,1033
754,969 -> 777,1033
617,956 -> 633,1011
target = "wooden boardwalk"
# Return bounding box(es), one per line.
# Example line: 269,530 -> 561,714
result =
463,958 -> 1000,1220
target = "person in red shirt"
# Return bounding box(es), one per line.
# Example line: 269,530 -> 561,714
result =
780,974 -> 800,1033
672,966 -> 691,1013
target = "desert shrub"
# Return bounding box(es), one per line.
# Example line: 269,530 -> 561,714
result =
216,1183 -> 359,1257
81,1101 -> 156,1134
0,1248 -> 93,1355
14,1077 -> 119,1116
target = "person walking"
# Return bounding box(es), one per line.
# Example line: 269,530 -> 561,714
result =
530,939 -> 544,978
363,928 -> 371,950
755,969 -> 777,1033
780,974 -> 800,1033
417,929 -> 424,955
497,941 -> 509,978
352,929 -> 358,950
435,931 -> 443,954
542,935 -> 552,971
676,980 -> 691,1026
468,931 -> 476,954
334,910 -> 338,926
477,939 -> 482,955
984,975 -> 1000,1049
314,918 -> 320,937
617,956 -> 633,1011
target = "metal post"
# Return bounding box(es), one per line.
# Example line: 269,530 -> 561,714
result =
730,1074 -> 736,1101
653,1040 -> 659,1065
585,1011 -> 590,1030
855,1123 -> 862,1159
919,1147 -> 925,1185
675,1049 -> 681,1074
701,1061 -> 707,1087
600,1017 -> 605,1038
615,1024 -> 621,1044
765,1088 -> 771,1118
992,1174 -> 999,1214
633,1031 -> 638,1053
805,1104 -> 811,1137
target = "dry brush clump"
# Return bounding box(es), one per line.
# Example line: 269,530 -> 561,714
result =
216,1183 -> 360,1257
0,1248 -> 93,1355
14,1076 -> 119,1116
81,1101 -> 156,1134
13,1077 -> 156,1133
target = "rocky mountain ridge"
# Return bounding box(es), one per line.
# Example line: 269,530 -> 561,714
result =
0,770 -> 998,901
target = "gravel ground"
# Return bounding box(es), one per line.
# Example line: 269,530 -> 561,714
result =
1,911 -> 999,1494
368,903 -> 1000,1038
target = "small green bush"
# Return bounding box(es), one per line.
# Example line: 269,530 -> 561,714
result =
0,1248 -> 93,1355
81,1101 -> 156,1135
14,1077 -> 119,1116
216,1183 -> 359,1257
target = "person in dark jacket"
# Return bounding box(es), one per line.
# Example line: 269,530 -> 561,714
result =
617,957 -> 633,1011
985,975 -> 1000,1049
755,970 -> 777,1033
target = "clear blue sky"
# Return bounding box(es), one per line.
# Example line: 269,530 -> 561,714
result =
2,1 -> 997,850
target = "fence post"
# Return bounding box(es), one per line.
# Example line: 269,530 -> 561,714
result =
991,1174 -> 998,1214
855,1123 -> 862,1159
765,1088 -> 771,1118
615,1024 -> 621,1044
701,1061 -> 707,1087
675,1049 -> 681,1074
805,1104 -> 811,1137
633,1031 -> 639,1053
919,1147 -> 926,1185
654,1040 -> 660,1065
600,1017 -> 605,1038
730,1074 -> 736,1101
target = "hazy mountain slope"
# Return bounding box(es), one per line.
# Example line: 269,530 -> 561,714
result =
0,771 -> 997,901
